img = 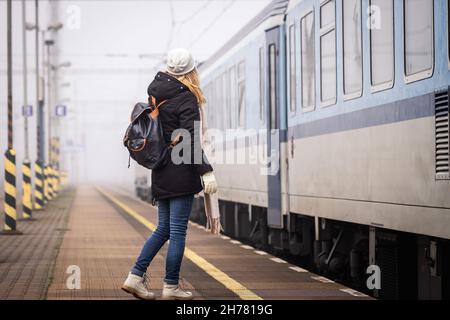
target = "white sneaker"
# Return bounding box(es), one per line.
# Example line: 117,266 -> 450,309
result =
121,273 -> 155,300
161,281 -> 193,300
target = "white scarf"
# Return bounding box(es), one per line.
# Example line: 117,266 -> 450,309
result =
199,105 -> 222,235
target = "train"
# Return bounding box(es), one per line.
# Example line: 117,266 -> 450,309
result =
135,0 -> 450,299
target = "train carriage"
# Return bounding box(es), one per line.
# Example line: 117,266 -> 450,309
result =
136,0 -> 450,299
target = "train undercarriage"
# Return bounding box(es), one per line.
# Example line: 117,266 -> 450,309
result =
190,198 -> 450,300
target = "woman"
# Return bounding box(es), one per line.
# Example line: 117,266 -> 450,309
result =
122,48 -> 217,300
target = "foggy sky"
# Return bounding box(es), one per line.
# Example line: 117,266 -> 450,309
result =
0,0 -> 270,191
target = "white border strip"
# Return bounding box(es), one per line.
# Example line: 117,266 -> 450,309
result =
270,257 -> 288,264
289,266 -> 307,273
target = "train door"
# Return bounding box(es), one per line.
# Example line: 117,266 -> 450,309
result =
265,26 -> 289,229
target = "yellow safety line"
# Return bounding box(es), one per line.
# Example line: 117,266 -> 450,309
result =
96,187 -> 262,301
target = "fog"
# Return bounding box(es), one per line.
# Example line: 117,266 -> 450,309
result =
0,0 -> 270,193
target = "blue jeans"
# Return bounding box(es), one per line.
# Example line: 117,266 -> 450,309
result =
131,194 -> 194,285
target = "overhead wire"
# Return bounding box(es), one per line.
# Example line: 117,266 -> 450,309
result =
176,0 -> 212,25
187,0 -> 237,50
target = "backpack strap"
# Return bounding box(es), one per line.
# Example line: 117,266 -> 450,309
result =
149,95 -> 168,119
148,95 -> 180,147
150,96 -> 168,109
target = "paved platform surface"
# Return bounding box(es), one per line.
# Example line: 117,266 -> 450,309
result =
46,186 -> 163,300
46,185 -> 371,300
1,185 -> 371,300
0,189 -> 75,299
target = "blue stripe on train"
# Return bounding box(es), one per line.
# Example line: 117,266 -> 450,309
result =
289,93 -> 435,140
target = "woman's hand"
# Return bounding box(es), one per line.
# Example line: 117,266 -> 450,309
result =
201,171 -> 217,194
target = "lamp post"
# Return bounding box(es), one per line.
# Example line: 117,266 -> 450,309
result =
45,22 -> 63,200
44,39 -> 55,200
27,0 -> 46,210
20,0 -> 34,221
49,61 -> 70,195
24,16 -> 63,207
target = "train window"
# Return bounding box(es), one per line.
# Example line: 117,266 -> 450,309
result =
404,0 -> 434,83
342,0 -> 362,99
369,0 -> 394,91
288,24 -> 297,112
211,78 -> 216,129
209,83 -> 214,127
320,0 -> 334,27
204,84 -> 209,124
214,79 -> 218,128
237,61 -> 246,128
221,75 -> 225,129
229,65 -> 237,129
207,83 -> 211,127
320,0 -> 336,106
222,72 -> 228,129
208,81 -> 212,127
259,47 -> 265,124
213,77 -> 220,129
207,81 -> 211,126
301,11 -> 315,110
269,44 -> 277,129
205,84 -> 210,108
209,83 -> 214,128
215,77 -> 221,129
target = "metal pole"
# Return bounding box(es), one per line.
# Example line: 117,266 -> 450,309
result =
21,0 -> 33,221
45,40 -> 54,201
47,44 -> 51,163
2,0 -> 20,234
40,31 -> 47,167
7,0 -> 13,151
35,1 -> 40,163
41,32 -> 50,204
34,0 -> 45,210
22,0 -> 29,158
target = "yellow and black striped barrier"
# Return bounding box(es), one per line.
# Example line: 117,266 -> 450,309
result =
52,166 -> 58,196
53,167 -> 59,194
48,165 -> 54,201
44,165 -> 52,202
54,138 -> 60,194
50,138 -> 59,196
51,167 -> 57,195
21,160 -> 33,219
48,165 -> 55,199
34,160 -> 45,209
43,165 -> 48,203
3,149 -> 19,233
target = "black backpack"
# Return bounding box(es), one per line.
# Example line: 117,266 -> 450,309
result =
123,96 -> 171,170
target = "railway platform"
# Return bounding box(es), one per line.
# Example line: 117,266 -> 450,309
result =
0,185 -> 371,300
0,189 -> 74,299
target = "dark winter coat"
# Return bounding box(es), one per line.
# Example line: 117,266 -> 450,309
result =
147,71 -> 213,201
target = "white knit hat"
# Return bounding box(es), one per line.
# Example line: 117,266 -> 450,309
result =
165,48 -> 196,76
